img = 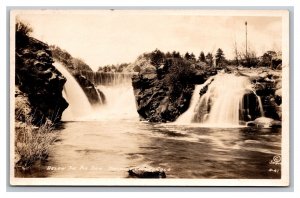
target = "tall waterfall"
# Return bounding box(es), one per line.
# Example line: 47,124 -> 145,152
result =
176,72 -> 264,127
54,62 -> 93,121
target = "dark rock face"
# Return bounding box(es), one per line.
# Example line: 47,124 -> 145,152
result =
251,71 -> 282,120
132,76 -> 194,122
239,92 -> 263,122
73,74 -> 106,105
15,36 -> 68,124
132,61 -> 212,122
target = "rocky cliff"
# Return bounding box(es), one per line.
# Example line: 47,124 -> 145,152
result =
15,34 -> 68,124
251,70 -> 282,120
132,54 -> 215,122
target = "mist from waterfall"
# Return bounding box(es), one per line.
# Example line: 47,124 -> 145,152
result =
176,72 -> 264,127
54,62 -> 93,121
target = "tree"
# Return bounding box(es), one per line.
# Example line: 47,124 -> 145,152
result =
206,53 -> 213,66
189,53 -> 196,62
150,49 -> 165,67
172,51 -> 181,58
165,52 -> 172,58
259,51 -> 277,68
184,52 -> 196,62
215,48 -> 226,66
184,52 -> 191,60
199,51 -> 206,62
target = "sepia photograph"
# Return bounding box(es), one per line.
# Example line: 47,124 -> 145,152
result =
10,9 -> 289,186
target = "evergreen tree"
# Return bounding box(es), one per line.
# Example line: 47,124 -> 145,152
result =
199,51 -> 206,62
172,51 -> 181,58
190,53 -> 196,62
215,48 -> 225,66
184,52 -> 191,60
206,53 -> 213,66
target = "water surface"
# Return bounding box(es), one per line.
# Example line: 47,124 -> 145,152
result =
16,119 -> 281,179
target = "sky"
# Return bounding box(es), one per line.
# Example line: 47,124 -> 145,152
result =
16,10 -> 283,71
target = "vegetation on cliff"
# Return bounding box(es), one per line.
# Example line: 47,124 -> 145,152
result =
50,45 -> 93,73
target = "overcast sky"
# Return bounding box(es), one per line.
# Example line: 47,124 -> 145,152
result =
17,10 -> 282,71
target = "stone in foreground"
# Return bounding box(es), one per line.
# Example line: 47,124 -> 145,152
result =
128,165 -> 166,178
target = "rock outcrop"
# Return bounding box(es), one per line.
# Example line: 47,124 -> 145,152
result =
15,35 -> 68,124
251,70 -> 282,120
74,73 -> 106,105
132,55 -> 214,122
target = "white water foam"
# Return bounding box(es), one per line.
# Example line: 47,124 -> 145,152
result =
176,72 -> 264,127
54,62 -> 93,121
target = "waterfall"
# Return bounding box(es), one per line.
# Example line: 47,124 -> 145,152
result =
176,72 -> 264,127
80,71 -> 135,86
54,62 -> 93,121
256,95 -> 265,117
95,74 -> 138,120
176,77 -> 214,124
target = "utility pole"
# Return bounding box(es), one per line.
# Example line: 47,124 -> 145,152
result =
245,21 -> 248,58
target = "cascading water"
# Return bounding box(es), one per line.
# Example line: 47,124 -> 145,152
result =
54,62 -> 93,121
80,71 -> 134,86
95,74 -> 138,120
176,72 -> 264,127
203,73 -> 253,126
176,77 -> 214,124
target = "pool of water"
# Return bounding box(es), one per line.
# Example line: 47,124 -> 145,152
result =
16,118 -> 281,179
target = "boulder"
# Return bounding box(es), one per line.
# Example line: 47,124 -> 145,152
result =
128,165 -> 166,178
251,70 -> 282,121
247,117 -> 281,128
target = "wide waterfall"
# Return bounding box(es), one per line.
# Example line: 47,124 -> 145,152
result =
95,73 -> 138,120
80,71 -> 134,86
54,62 -> 93,121
176,72 -> 264,127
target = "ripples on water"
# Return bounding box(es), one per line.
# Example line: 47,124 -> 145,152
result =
16,120 -> 281,179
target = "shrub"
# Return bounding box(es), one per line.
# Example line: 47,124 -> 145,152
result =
16,20 -> 33,38
15,111 -> 56,170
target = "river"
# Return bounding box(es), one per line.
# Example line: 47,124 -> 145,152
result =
16,119 -> 281,179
